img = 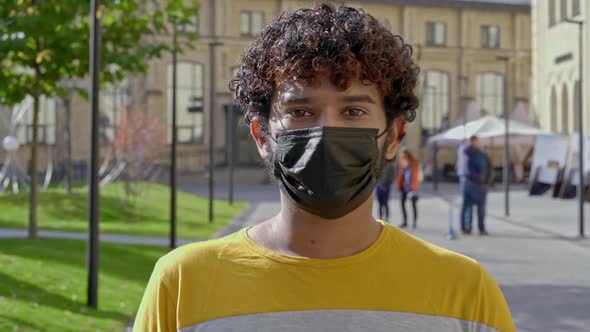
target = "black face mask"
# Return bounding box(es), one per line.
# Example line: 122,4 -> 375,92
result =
273,126 -> 387,219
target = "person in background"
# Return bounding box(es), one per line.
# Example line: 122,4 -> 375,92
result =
375,162 -> 396,222
460,136 -> 492,235
396,149 -> 420,228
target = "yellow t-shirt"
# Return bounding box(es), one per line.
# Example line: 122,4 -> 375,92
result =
133,222 -> 516,332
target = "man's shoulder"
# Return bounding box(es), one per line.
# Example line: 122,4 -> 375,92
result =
385,225 -> 514,331
154,230 -> 246,282
386,224 -> 482,278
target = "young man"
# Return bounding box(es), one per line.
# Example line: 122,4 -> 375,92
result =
134,4 -> 515,331
461,136 -> 493,235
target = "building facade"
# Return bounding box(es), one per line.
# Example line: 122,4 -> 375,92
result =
531,0 -> 588,135
1,0 -> 531,174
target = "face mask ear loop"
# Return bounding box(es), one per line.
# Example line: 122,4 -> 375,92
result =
376,119 -> 406,141
267,110 -> 290,144
376,126 -> 390,139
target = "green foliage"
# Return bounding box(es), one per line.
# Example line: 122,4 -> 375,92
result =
0,0 -> 199,105
0,238 -> 166,331
0,181 -> 246,239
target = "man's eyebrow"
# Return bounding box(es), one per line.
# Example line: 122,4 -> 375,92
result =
281,96 -> 312,105
339,95 -> 376,104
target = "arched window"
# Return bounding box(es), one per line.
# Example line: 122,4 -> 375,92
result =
573,0 -> 581,16
561,84 -> 569,134
560,0 -> 568,21
167,62 -> 204,144
551,86 -> 558,132
549,0 -> 557,27
421,71 -> 449,133
476,73 -> 504,117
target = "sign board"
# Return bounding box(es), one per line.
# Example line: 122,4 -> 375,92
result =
564,133 -> 590,185
530,134 -> 568,185
187,96 -> 204,113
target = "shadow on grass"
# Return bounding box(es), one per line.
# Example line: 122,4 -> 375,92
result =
39,190 -> 169,225
0,314 -> 44,331
0,271 -> 130,322
0,239 -> 165,286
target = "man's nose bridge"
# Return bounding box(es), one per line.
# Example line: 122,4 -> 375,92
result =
317,107 -> 340,127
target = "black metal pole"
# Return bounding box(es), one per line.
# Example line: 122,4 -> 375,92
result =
208,2 -> 219,223
228,106 -> 235,205
433,143 -> 439,191
577,22 -> 585,238
170,25 -> 178,249
564,19 -> 584,237
504,60 -> 510,217
497,56 -> 510,217
64,93 -> 73,193
208,42 -> 217,223
87,0 -> 101,309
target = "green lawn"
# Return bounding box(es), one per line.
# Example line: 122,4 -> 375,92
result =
0,181 -> 246,239
0,238 -> 166,332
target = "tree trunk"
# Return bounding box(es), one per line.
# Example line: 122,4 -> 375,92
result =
64,95 -> 73,193
29,89 -> 40,239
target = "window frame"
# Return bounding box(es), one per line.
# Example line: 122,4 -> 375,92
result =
426,21 -> 447,47
560,0 -> 568,22
549,0 -> 557,27
421,70 -> 450,136
481,25 -> 500,49
16,96 -> 57,145
179,14 -> 199,34
99,79 -> 131,145
167,61 -> 205,145
476,72 -> 505,117
240,10 -> 265,37
572,0 -> 581,16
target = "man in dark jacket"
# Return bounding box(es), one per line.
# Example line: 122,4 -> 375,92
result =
460,136 -> 492,235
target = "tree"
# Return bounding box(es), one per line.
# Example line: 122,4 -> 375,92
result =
0,0 -> 199,239
111,104 -> 166,219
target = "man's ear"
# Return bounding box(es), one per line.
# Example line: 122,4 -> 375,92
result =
384,119 -> 406,161
250,120 -> 271,160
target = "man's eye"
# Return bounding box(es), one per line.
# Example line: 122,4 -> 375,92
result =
287,109 -> 313,118
343,108 -> 367,117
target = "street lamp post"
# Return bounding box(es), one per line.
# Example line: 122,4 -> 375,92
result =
169,23 -> 178,249
87,0 -> 101,309
564,18 -> 585,238
208,41 -> 222,223
424,85 -> 439,190
497,56 -> 510,217
228,105 -> 235,205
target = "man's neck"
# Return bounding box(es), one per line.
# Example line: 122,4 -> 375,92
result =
248,193 -> 382,259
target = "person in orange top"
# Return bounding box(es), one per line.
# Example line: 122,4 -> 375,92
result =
396,149 -> 420,228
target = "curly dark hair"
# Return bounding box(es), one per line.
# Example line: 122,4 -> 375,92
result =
229,2 -> 420,132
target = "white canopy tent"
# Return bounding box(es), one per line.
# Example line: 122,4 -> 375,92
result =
427,115 -> 547,148
424,115 -> 549,186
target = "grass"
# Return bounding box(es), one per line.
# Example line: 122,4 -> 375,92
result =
0,238 -> 166,332
0,181 -> 247,239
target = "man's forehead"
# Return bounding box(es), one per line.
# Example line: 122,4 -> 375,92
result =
272,76 -> 381,103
